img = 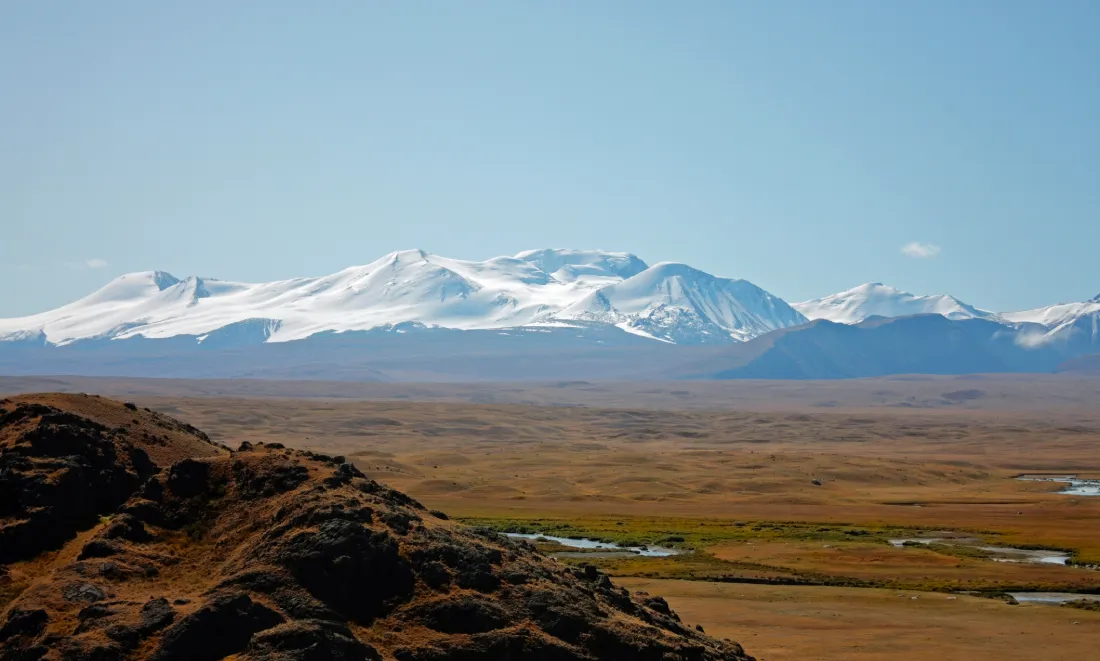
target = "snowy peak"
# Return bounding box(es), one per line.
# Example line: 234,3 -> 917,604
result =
514,249 -> 648,281
1003,298 -> 1100,328
794,283 -> 995,324
7,249 -> 1087,349
1,249 -> 798,347
558,262 -> 807,343
82,271 -> 182,305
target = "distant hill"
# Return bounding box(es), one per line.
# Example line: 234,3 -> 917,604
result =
672,315 -> 1080,380
1058,352 -> 1100,375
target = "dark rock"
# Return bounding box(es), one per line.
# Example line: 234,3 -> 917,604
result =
419,561 -> 452,590
139,597 -> 175,632
243,620 -> 382,661
391,628 -> 583,661
642,595 -> 673,616
78,540 -> 126,560
582,564 -> 600,581
526,588 -> 602,644
454,564 -> 500,593
413,595 -> 510,634
101,514 -> 152,543
139,477 -> 165,502
61,582 -> 108,603
0,608 -> 48,640
95,562 -> 123,580
77,602 -> 116,623
381,512 -> 416,535
323,464 -> 363,488
166,459 -> 210,498
235,459 -> 309,498
278,520 -> 415,623
123,403 -> 138,411
153,592 -> 284,661
0,402 -> 158,563
502,571 -> 529,585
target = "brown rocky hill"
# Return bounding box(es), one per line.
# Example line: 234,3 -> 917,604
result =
0,394 -> 753,661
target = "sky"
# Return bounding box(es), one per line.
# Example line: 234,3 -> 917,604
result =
1,1 -> 1098,317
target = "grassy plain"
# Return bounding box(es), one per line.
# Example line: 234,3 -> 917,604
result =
5,376 -> 1100,658
617,578 -> 1100,661
103,392 -> 1100,566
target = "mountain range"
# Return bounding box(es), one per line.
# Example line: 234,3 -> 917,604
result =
2,248 -> 1098,381
0,249 -> 807,346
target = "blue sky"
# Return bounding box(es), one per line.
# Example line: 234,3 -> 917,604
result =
2,1 -> 1097,316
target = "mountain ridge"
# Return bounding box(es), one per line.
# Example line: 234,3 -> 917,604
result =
0,249 -> 806,347
2,250 -> 1099,381
793,282 -> 998,323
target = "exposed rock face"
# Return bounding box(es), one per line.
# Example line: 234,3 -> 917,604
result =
0,394 -> 227,563
0,395 -> 754,661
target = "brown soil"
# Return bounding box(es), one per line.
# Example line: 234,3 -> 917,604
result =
0,395 -> 752,661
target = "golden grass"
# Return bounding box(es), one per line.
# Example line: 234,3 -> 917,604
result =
115,396 -> 1100,576
618,578 -> 1100,661
13,390 -> 1099,658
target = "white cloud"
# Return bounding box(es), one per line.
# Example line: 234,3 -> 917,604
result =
901,242 -> 941,259
85,258 -> 109,269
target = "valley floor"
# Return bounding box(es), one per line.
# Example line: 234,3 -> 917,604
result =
617,579 -> 1100,661
4,376 -> 1100,660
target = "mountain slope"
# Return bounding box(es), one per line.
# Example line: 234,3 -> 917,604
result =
674,315 -> 1079,380
0,395 -> 753,661
794,283 -> 996,323
558,263 -> 807,343
1002,298 -> 1100,328
0,250 -> 800,347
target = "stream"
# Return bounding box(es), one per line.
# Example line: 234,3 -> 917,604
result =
504,533 -> 683,557
1009,592 -> 1100,604
1017,475 -> 1100,496
888,538 -> 1070,565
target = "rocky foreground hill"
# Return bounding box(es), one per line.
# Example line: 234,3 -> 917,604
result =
0,394 -> 753,660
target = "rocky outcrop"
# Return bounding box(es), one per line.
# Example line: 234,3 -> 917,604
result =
0,395 -> 753,661
0,394 -> 227,563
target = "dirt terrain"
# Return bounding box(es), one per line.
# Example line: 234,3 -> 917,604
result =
0,394 -> 751,660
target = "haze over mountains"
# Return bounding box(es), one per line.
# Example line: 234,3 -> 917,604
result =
2,249 -> 1098,381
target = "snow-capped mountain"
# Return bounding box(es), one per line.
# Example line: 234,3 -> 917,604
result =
0,249 -> 806,347
559,262 -> 807,343
1001,297 -> 1100,328
794,283 -> 1100,354
793,283 -> 996,324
